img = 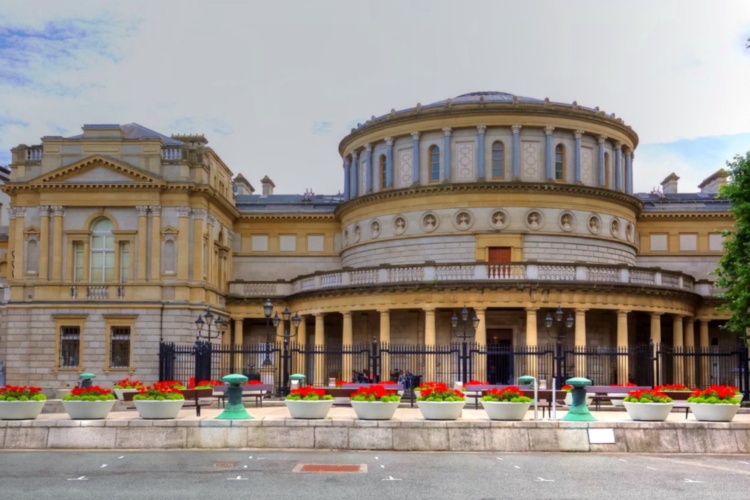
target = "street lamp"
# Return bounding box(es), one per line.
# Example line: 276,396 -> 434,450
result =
194,308 -> 226,382
262,299 -> 273,367
451,306 -> 479,384
274,307 -> 301,396
545,306 -> 574,389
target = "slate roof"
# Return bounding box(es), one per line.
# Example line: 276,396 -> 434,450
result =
636,192 -> 731,212
235,193 -> 343,214
67,123 -> 183,146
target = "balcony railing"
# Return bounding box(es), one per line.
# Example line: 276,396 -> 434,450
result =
70,285 -> 126,300
229,262 -> 704,299
161,147 -> 183,161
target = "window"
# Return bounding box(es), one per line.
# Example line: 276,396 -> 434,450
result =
73,241 -> 84,282
280,234 -> 296,252
650,234 -> 668,252
307,235 -> 324,252
604,153 -> 611,187
90,219 -> 114,282
60,326 -> 80,368
26,238 -> 38,274
491,142 -> 505,179
119,241 -> 130,282
709,233 -> 725,252
251,235 -> 268,251
679,234 -> 697,252
429,145 -> 440,182
162,239 -> 175,274
379,154 -> 387,189
554,144 -> 565,181
109,326 -> 131,369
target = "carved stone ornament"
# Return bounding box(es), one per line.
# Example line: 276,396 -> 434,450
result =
525,210 -> 543,230
489,210 -> 510,230
421,213 -> 438,233
611,219 -> 620,238
393,216 -> 407,235
353,225 -> 361,243
560,212 -> 574,232
587,215 -> 601,235
370,220 -> 381,238
453,210 -> 473,231
626,223 -> 634,242
343,230 -> 349,246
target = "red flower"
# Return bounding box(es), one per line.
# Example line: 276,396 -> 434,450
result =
244,380 -> 264,385
466,380 -> 488,385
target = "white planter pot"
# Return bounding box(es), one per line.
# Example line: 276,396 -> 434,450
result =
481,400 -> 531,421
623,401 -> 673,421
285,399 -> 334,419
351,400 -> 400,420
689,403 -> 740,422
62,400 -> 116,419
134,399 -> 185,419
114,389 -> 140,401
0,400 -> 46,420
609,393 -> 627,407
416,400 -> 465,420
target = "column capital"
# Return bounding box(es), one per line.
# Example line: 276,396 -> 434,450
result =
442,127 -> 452,137
377,308 -> 391,315
313,312 -> 327,318
544,126 -> 555,136
423,306 -> 436,313
207,214 -> 217,226
473,307 -> 487,313
136,205 -> 149,216
8,207 -> 25,219
410,131 -> 421,140
650,312 -> 663,319
573,130 -> 584,139
673,314 -> 685,320
343,158 -> 351,167
476,125 -> 487,134
149,205 -> 161,216
191,208 -> 207,220
351,150 -> 359,160
39,206 -> 50,217
341,310 -> 352,318
525,307 -> 539,313
511,125 -> 522,134
51,206 -> 65,216
597,135 -> 608,144
574,308 -> 589,313
697,318 -> 710,324
384,137 -> 394,146
617,310 -> 631,316
177,206 -> 191,218
614,141 -> 622,150
364,143 -> 372,152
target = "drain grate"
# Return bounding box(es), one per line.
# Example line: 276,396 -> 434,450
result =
293,464 -> 367,473
214,462 -> 239,468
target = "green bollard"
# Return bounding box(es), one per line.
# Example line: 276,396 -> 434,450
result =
215,374 -> 254,420
79,372 -> 96,388
561,376 -> 596,421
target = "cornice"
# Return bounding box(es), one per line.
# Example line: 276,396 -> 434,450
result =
237,213 -> 337,222
638,211 -> 731,220
335,181 -> 643,218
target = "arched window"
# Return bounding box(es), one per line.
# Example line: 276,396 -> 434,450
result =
554,144 -> 565,181
90,218 -> 114,283
491,141 -> 505,179
429,145 -> 440,183
379,154 -> 387,189
604,152 -> 611,188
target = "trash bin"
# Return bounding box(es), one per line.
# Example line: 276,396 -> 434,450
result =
290,373 -> 306,391
78,372 -> 96,388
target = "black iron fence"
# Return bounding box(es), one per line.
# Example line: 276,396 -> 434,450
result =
158,341 -> 749,399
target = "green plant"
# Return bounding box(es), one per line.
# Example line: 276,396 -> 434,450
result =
481,386 -> 532,403
132,383 -> 184,401
285,387 -> 333,400
0,385 -> 47,402
350,385 -> 400,403
62,386 -> 115,401
623,389 -> 672,404
416,383 -> 465,402
113,378 -> 144,389
688,385 -> 741,405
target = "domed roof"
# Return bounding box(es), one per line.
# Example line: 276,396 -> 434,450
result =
428,91 -> 544,106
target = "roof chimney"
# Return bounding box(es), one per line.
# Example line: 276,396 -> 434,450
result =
698,169 -> 728,195
660,172 -> 679,194
260,175 -> 275,197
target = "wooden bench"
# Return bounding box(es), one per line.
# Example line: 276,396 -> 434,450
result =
213,384 -> 273,408
464,384 -> 534,409
585,385 -> 652,410
123,388 -> 213,417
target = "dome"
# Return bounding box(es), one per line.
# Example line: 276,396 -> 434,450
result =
428,91 -> 543,106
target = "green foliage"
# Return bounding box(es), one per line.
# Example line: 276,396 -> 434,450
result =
716,153 -> 750,344
351,393 -> 400,402
63,394 -> 115,401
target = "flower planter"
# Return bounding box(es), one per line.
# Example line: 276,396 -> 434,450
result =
285,399 -> 334,419
62,400 -> 116,420
623,401 -> 673,421
114,389 -> 140,401
416,400 -> 465,420
134,399 -> 185,419
0,400 -> 46,420
481,400 -> 531,421
608,393 -> 627,407
350,400 -> 400,420
689,403 -> 740,422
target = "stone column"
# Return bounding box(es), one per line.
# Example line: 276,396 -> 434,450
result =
365,143 -> 373,193
617,310 -> 629,384
379,309 -> 391,381
573,130 -> 583,183
473,308 -> 487,381
650,312 -> 662,385
342,311 -> 353,383
10,207 -> 25,281
699,319 -> 710,387
544,126 -> 555,180
614,141 -> 623,191
207,215 -> 217,287
424,307 -> 436,382
314,313 -> 326,386
136,206 -> 148,281
343,158 -> 350,201
525,308 -> 538,380
51,206 -> 64,281
598,136 -> 607,187
231,318 -> 242,373
684,317 -> 695,387
192,209 -> 206,282
625,153 -> 633,194
294,315 -> 307,376
673,315 -> 684,385
442,128 -> 452,181
511,125 -> 522,179
411,132 -> 421,185
574,309 -> 587,377
177,207 -> 191,280
385,137 -> 394,189
39,206 -> 50,280
476,125 -> 486,180
149,206 -> 161,281
350,151 -> 359,198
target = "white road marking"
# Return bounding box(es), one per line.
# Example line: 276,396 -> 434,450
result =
647,467 -> 657,470
100,464 -> 107,468
382,476 -> 401,481
68,476 -> 88,481
243,465 -> 248,469
619,459 -> 627,462
496,457 -> 504,461
248,456 -> 252,459
257,457 -> 266,460
228,476 -> 248,481
514,466 -> 521,469
375,457 -> 379,460
118,456 -> 124,459
535,477 -> 554,482
739,461 -> 749,465
684,479 -> 704,483
380,465 -> 385,468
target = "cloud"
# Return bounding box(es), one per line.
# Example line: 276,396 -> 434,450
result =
311,121 -> 334,136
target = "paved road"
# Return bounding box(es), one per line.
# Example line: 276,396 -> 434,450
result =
1,450 -> 749,499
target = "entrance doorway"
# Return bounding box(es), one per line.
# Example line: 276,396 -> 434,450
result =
487,328 -> 513,384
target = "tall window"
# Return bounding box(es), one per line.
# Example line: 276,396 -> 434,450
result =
73,242 -> 84,282
555,144 -> 565,181
491,141 -> 505,179
379,154 -> 387,189
604,152 -> 611,187
110,326 -> 131,368
90,219 -> 114,282
60,326 -> 80,368
429,145 -> 440,182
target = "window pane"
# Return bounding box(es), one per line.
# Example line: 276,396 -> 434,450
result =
110,326 -> 130,368
60,326 -> 80,368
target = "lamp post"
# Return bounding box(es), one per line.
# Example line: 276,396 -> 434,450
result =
451,306 -> 479,384
545,306 -> 574,390
262,299 -> 273,368
194,308 -> 226,383
274,307 -> 301,396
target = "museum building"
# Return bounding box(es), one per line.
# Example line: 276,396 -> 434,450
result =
0,91 -> 737,391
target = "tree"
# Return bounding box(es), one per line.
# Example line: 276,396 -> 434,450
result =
715,152 -> 750,345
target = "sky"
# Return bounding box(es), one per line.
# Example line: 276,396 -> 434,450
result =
1,0 -> 749,196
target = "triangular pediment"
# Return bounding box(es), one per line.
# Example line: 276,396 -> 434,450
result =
30,155 -> 164,185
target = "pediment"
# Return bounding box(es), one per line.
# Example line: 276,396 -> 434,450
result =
30,155 -> 164,185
